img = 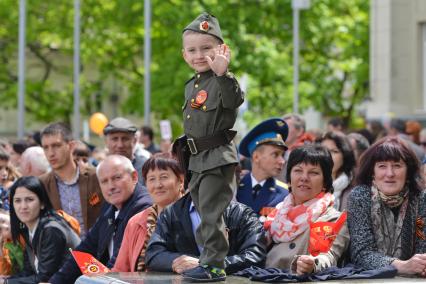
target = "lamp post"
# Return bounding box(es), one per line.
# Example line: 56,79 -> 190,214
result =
144,0 -> 151,126
73,0 -> 81,139
292,0 -> 310,114
17,0 -> 26,139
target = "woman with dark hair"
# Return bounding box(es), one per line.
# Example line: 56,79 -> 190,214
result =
348,137 -> 426,276
265,145 -> 349,274
317,131 -> 356,211
5,176 -> 80,283
113,153 -> 185,272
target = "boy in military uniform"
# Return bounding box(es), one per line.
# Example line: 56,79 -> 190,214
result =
180,12 -> 244,282
237,118 -> 289,221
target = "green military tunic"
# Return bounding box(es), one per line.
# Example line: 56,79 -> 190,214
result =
183,69 -> 244,268
183,69 -> 243,173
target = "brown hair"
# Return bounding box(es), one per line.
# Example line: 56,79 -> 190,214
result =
356,136 -> 422,192
141,153 -> 184,182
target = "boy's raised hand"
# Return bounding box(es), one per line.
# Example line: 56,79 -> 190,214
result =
206,44 -> 230,76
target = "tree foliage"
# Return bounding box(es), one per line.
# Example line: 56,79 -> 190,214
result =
0,0 -> 369,133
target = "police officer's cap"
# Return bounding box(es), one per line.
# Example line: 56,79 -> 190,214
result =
103,117 -> 137,135
239,118 -> 289,158
183,12 -> 224,43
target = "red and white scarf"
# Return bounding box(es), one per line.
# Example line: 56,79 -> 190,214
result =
265,192 -> 334,243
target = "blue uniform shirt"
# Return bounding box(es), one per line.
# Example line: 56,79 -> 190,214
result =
236,173 -> 288,217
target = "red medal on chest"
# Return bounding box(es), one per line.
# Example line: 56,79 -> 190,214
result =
195,90 -> 208,104
191,90 -> 208,109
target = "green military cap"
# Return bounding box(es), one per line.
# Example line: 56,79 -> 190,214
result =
183,12 -> 224,43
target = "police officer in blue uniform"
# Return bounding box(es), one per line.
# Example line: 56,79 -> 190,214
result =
237,118 -> 289,220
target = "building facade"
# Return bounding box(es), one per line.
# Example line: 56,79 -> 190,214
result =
368,0 -> 426,121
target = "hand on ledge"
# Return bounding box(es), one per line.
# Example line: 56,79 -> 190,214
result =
172,255 -> 199,274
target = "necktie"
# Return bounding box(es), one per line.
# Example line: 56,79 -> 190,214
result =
252,184 -> 262,199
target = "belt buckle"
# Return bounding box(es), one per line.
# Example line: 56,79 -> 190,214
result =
187,138 -> 198,155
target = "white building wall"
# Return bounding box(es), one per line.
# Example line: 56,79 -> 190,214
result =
368,0 -> 426,120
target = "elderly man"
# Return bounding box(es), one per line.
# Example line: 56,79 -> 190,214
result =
40,122 -> 103,235
104,117 -> 148,185
20,146 -> 50,176
49,155 -> 152,284
146,193 -> 267,275
237,118 -> 289,220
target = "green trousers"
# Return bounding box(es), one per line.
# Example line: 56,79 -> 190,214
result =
189,164 -> 236,269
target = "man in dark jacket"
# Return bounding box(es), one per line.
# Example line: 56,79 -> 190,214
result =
145,193 -> 267,275
49,155 -> 152,284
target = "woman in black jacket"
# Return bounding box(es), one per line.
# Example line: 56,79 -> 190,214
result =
5,176 -> 80,284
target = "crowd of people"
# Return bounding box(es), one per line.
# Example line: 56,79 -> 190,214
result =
0,114 -> 423,283
0,11 -> 426,284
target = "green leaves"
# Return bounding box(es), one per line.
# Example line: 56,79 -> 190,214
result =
301,0 -> 369,126
0,0 -> 369,132
4,241 -> 24,274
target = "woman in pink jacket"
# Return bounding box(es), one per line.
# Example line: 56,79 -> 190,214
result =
112,153 -> 184,272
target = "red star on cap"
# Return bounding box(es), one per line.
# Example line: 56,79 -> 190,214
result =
200,21 -> 209,31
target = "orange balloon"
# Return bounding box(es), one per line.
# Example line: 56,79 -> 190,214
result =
89,113 -> 108,135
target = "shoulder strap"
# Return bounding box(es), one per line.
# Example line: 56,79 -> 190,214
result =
43,220 -> 81,250
56,209 -> 81,236
275,179 -> 288,190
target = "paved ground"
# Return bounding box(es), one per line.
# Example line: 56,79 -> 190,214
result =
76,272 -> 425,283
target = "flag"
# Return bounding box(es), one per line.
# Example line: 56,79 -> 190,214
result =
308,211 -> 347,257
70,249 -> 110,274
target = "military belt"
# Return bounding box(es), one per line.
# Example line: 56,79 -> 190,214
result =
187,130 -> 237,155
